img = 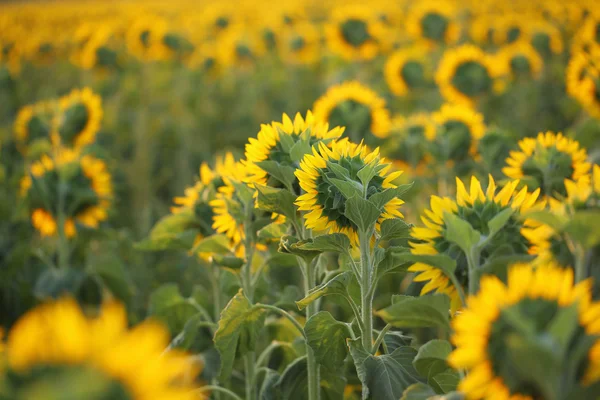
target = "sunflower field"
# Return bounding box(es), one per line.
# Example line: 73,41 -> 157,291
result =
1,0 -> 600,399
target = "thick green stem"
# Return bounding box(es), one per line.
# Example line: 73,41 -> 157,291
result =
466,249 -> 481,295
359,231 -> 374,351
242,202 -> 256,302
56,178 -> 69,269
574,245 -> 587,283
244,351 -> 257,400
303,258 -> 320,400
209,265 -> 222,320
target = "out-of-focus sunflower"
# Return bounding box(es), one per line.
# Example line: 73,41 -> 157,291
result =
436,44 -> 507,106
243,111 -> 343,191
295,139 -> 404,244
503,132 -> 591,199
216,26 -> 266,70
53,88 -> 103,149
498,41 -> 544,80
572,15 -> 600,56
185,42 -> 219,75
13,101 -> 56,154
406,2 -> 460,46
324,5 -> 386,61
566,51 -> 600,119
431,103 -> 486,163
410,176 -> 544,311
529,20 -> 564,58
126,15 -> 178,62
278,22 -> 321,65
201,3 -> 242,40
469,13 -> 497,47
382,114 -> 434,176
313,81 -> 391,141
71,25 -> 120,72
20,148 -> 112,238
3,298 -> 201,399
492,14 -> 530,45
449,263 -> 600,399
384,47 -> 431,96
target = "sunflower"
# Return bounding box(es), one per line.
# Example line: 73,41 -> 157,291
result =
384,47 -> 432,96
406,2 -> 460,46
503,132 -> 591,199
529,20 -> 564,58
497,41 -> 544,80
185,42 -> 219,75
20,148 -> 112,238
125,15 -> 169,61
71,25 -> 120,72
295,139 -> 404,244
216,26 -> 266,70
324,5 -> 386,61
448,262 -> 600,399
53,87 -> 103,149
409,176 -> 544,311
492,14 -> 530,46
313,81 -> 391,141
200,3 -> 240,40
2,298 -> 200,399
277,22 -> 321,65
570,56 -> 600,119
572,15 -> 600,56
431,103 -> 486,162
382,114 -> 434,176
13,101 -> 56,153
436,44 -> 507,106
243,111 -> 343,191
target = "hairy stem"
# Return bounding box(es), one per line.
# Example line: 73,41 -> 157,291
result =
244,351 -> 257,400
359,231 -> 374,351
303,258 -> 320,400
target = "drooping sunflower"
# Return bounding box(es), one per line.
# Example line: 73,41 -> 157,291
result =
20,148 -> 112,238
497,41 -> 544,80
277,22 -> 321,66
13,101 -> 56,154
503,132 -> 591,199
406,2 -> 460,46
436,44 -> 507,106
431,103 -> 486,162
384,47 -> 432,96
382,114 -> 434,176
295,139 -> 404,244
313,81 -> 391,141
243,111 -> 343,191
448,262 -> 600,399
2,298 -> 200,399
410,176 -> 544,311
324,5 -> 386,61
53,87 -> 103,149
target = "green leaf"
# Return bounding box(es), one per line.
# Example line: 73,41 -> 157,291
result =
168,313 -> 209,351
279,235 -> 322,262
564,211 -> 600,248
431,369 -> 460,394
212,255 -> 245,269
290,140 -> 312,163
380,219 -> 412,241
293,233 -> 351,254
523,210 -> 567,231
413,340 -> 453,380
357,161 -> 379,188
326,160 -> 352,180
384,331 -> 413,353
87,258 -> 132,305
258,222 -> 288,240
376,295 -> 450,330
214,289 -> 267,381
443,212 -> 481,254
329,178 -> 363,199
259,368 -> 280,400
273,356 -> 347,400
344,196 -> 381,233
277,127 -> 296,152
304,311 -> 352,369
369,183 -> 414,209
255,184 -> 298,220
547,303 -> 580,355
296,271 -> 355,310
376,246 -> 412,278
255,161 -> 297,190
400,383 -> 437,400
34,267 -> 85,300
349,340 -> 423,400
230,179 -> 254,204
190,234 -> 231,255
486,207 -> 515,239
148,284 -> 199,336
135,229 -> 198,251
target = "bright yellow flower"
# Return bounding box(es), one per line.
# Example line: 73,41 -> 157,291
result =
53,87 -> 103,149
406,2 -> 460,46
431,103 -> 486,160
497,41 -> 544,80
384,47 -> 432,96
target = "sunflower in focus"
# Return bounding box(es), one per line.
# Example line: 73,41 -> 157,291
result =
20,148 -> 112,238
410,176 -> 544,311
406,2 -> 460,46
449,263 -> 600,399
313,81 -> 391,141
325,5 -> 385,61
243,111 -> 343,191
13,101 -> 56,154
382,114 -> 434,176
2,298 -> 200,399
53,87 -> 103,149
498,41 -> 544,80
503,132 -> 591,199
278,22 -> 321,65
431,103 -> 486,163
384,47 -> 432,96
436,45 -> 507,106
295,139 -> 404,244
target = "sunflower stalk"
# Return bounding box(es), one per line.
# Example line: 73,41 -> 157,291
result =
56,167 -> 70,270
359,228 -> 375,352
300,256 -> 321,400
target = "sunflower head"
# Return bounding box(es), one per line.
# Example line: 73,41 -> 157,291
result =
431,103 -> 486,163
313,81 -> 391,141
278,22 -> 320,65
449,262 -> 600,399
436,45 -> 507,106
13,101 -> 55,155
407,2 -> 459,45
2,298 -> 199,399
410,176 -> 544,311
503,132 -> 591,199
382,114 -> 434,175
54,88 -> 103,149
217,26 -> 265,69
384,47 -> 432,96
498,41 -> 544,80
295,139 -> 404,244
530,21 -> 563,58
20,148 -> 112,238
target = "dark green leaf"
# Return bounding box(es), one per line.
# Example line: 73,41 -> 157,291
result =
344,196 -> 381,233
443,212 -> 481,254
329,178 -> 363,199
413,340 -> 453,381
376,295 -> 450,330
34,267 -> 85,300
256,161 -> 297,191
190,234 -> 231,255
486,208 -> 515,239
380,219 -> 412,241
305,311 -> 352,369
255,184 -> 298,220
400,383 -> 437,400
296,271 -> 355,310
274,356 -> 346,400
294,233 -> 351,254
148,284 -> 199,336
369,183 -> 414,209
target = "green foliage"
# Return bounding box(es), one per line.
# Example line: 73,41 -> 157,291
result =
376,295 -> 451,330
304,312 -> 352,370
296,271 -> 355,310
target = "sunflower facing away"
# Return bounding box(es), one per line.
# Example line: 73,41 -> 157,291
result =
406,2 -> 460,46
566,51 -> 600,119
436,44 -> 507,106
295,139 -> 404,244
382,114 -> 434,176
313,81 -> 391,141
498,41 -> 544,80
20,148 -> 112,238
431,103 -> 486,162
449,263 -> 600,399
384,47 -> 432,96
2,298 -> 200,400
243,111 -> 344,191
13,101 -> 56,153
503,132 -> 591,199
53,87 -> 103,149
278,22 -> 321,65
410,175 -> 544,311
